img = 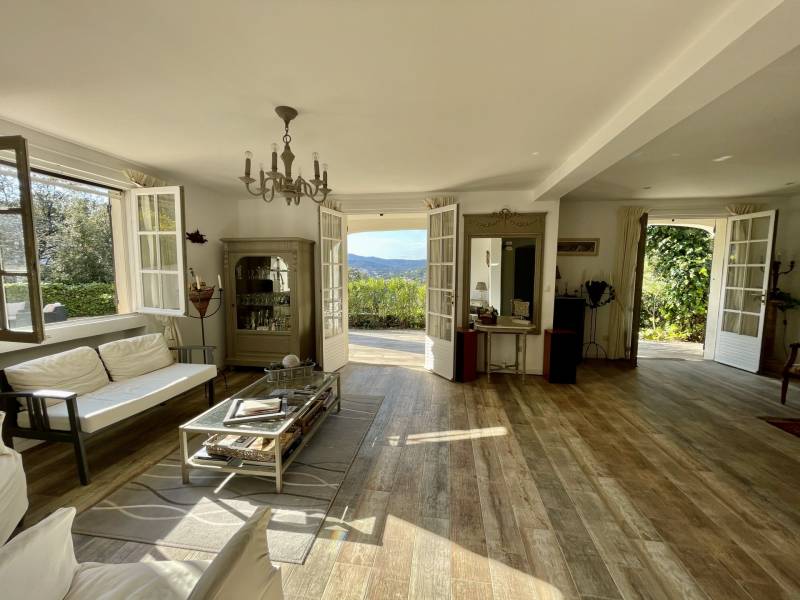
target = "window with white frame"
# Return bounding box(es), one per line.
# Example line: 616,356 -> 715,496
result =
128,186 -> 188,316
0,135 -> 188,343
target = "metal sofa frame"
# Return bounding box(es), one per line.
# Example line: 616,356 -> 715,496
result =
0,345 -> 216,485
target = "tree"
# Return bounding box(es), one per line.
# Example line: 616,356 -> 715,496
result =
640,225 -> 712,342
0,170 -> 114,284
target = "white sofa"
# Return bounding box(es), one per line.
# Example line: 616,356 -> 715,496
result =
0,506 -> 283,600
0,413 -> 27,544
0,334 -> 217,485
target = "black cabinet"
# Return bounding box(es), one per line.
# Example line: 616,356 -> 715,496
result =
554,296 -> 585,363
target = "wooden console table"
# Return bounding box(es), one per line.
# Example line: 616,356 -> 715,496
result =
474,316 -> 537,381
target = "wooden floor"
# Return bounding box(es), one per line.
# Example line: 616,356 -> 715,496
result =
19,359 -> 800,600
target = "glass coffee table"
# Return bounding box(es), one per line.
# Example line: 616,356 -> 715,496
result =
179,370 -> 340,492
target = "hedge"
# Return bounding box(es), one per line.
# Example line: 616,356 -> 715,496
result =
348,277 -> 425,329
5,282 -> 116,318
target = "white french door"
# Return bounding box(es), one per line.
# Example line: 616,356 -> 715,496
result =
714,210 -> 776,372
319,206 -> 349,371
425,204 -> 458,379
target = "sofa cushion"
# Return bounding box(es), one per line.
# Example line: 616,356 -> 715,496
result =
0,507 -> 77,600
187,507 -> 282,600
98,333 -> 175,381
0,439 -> 28,545
18,363 -> 217,433
66,560 -> 209,600
5,346 -> 109,399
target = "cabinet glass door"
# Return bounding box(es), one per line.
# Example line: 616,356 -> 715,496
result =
235,255 -> 292,331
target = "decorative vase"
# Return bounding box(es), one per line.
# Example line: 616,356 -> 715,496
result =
189,286 -> 215,317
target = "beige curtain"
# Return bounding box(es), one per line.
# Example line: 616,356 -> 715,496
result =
726,203 -> 760,215
424,195 -> 456,209
321,198 -> 342,211
607,207 -> 645,359
156,314 -> 183,352
123,168 -> 168,188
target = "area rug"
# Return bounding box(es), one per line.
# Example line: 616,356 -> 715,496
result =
73,394 -> 383,564
760,416 -> 800,438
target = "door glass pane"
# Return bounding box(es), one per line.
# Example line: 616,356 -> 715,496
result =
721,311 -> 739,333
139,234 -> 157,269
750,216 -> 770,240
746,266 -> 766,289
731,219 -> 749,242
442,315 -> 452,340
724,289 -> 742,311
726,267 -> 747,288
3,275 -> 32,331
157,194 -> 177,231
442,210 -> 454,236
727,243 -> 747,265
137,195 -> 157,231
158,235 -> 178,270
742,291 -> 762,314
0,213 -> 26,272
740,314 -> 759,337
322,239 -> 341,264
747,241 -> 767,265
142,272 -> 160,308
0,163 -> 22,208
161,274 -> 180,310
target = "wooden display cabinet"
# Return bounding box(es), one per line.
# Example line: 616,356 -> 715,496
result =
223,238 -> 316,367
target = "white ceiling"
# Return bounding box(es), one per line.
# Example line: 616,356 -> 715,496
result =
0,1 -> 736,197
567,44 -> 800,201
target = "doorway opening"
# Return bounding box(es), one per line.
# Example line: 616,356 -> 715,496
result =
346,218 -> 427,367
638,221 -> 715,361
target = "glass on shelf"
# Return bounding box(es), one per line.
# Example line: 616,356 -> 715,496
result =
234,255 -> 292,332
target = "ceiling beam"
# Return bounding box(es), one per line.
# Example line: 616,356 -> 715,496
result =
532,0 -> 800,202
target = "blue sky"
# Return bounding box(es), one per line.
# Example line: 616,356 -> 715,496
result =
348,230 -> 426,260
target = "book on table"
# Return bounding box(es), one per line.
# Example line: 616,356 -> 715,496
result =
223,397 -> 296,425
192,446 -> 232,466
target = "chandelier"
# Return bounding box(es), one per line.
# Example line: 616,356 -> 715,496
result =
239,105 -> 330,205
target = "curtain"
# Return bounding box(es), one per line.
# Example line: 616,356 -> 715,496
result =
607,207 -> 645,359
321,198 -> 342,211
424,195 -> 456,209
123,168 -> 168,188
156,314 -> 183,352
726,203 -> 760,215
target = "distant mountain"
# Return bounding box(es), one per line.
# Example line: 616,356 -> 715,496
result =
348,254 -> 426,281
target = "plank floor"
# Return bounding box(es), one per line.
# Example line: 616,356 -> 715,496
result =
18,359 -> 800,600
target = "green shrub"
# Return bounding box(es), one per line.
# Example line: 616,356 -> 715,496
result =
348,277 -> 425,329
5,282 -> 116,318
640,226 -> 712,342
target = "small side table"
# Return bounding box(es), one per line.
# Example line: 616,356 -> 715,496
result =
474,317 -> 536,381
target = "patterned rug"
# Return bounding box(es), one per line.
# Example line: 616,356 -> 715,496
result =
73,394 -> 383,564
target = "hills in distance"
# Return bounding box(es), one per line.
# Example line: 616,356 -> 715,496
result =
348,254 -> 426,281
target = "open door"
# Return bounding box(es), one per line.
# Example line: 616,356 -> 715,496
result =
629,212 -> 649,366
319,206 -> 349,371
425,204 -> 458,379
714,210 -> 776,372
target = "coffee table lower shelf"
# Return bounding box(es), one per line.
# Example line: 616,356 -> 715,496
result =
179,374 -> 340,493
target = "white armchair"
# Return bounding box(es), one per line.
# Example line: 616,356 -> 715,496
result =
0,506 -> 283,600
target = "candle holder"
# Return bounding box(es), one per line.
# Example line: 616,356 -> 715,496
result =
582,280 -> 615,359
188,285 -> 224,346
770,259 -> 795,294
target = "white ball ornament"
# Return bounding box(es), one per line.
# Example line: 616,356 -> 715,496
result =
282,354 -> 301,368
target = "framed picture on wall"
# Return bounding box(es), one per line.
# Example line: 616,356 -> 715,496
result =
557,238 -> 599,256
